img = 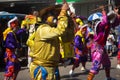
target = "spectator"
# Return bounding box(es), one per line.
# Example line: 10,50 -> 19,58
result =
106,30 -> 115,56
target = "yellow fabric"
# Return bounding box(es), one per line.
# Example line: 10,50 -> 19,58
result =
26,32 -> 35,57
59,40 -> 74,58
21,15 -> 41,29
3,28 -> 12,41
21,20 -> 27,28
59,33 -> 74,59
75,30 -> 85,44
31,16 -> 68,67
76,18 -> 84,26
25,15 -> 36,24
58,19 -> 75,59
47,16 -> 54,23
30,62 -> 57,80
37,17 -> 41,22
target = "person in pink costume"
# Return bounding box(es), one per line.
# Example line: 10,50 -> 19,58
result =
87,6 -> 120,80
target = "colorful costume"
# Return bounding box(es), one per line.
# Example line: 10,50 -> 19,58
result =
73,27 -> 88,68
89,14 -> 111,74
21,14 -> 41,68
87,10 -> 120,80
29,5 -> 69,80
3,17 -> 25,80
69,24 -> 88,75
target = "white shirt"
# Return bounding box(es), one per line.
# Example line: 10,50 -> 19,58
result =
106,34 -> 115,45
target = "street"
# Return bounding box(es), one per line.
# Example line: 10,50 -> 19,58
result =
0,56 -> 120,80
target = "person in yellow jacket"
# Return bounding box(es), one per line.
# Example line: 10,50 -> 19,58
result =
26,32 -> 35,57
21,11 -> 41,68
29,3 -> 70,80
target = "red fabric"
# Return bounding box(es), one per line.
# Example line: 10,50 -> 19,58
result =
117,51 -> 120,60
75,48 -> 82,55
4,66 -> 14,77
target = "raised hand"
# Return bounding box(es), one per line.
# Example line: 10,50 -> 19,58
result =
61,2 -> 69,11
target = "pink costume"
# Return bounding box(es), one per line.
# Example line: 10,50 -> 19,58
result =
90,10 -> 120,74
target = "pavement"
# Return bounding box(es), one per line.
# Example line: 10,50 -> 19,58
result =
0,56 -> 120,80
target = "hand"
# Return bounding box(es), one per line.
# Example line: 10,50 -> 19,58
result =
61,3 -> 69,11
114,7 -> 119,13
70,12 -> 76,18
99,5 -> 105,11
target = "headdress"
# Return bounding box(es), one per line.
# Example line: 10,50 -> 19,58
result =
24,15 -> 36,24
94,21 -> 101,35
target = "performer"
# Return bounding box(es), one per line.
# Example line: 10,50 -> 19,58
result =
3,16 -> 26,80
69,24 -> 89,76
21,12 -> 41,68
29,3 -> 71,80
87,6 -> 120,80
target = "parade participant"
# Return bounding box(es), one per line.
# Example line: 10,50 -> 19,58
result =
59,16 -> 75,66
76,18 -> 89,70
3,16 -> 26,80
87,6 -> 120,80
29,3 -> 70,80
69,24 -> 88,76
21,12 -> 41,68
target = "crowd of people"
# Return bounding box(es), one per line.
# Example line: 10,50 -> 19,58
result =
0,2 -> 120,80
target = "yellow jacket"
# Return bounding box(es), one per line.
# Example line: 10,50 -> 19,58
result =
31,16 -> 68,67
26,32 -> 35,56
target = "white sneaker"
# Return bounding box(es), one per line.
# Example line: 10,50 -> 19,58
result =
69,69 -> 74,76
81,67 -> 89,72
116,65 -> 120,69
81,67 -> 85,71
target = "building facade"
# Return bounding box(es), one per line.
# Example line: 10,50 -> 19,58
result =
56,0 -> 108,18
0,0 -> 108,16
0,0 -> 56,14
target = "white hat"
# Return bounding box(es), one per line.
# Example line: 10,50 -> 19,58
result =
8,16 -> 18,27
94,21 -> 101,34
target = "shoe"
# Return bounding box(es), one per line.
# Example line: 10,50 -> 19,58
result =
69,69 -> 74,76
81,67 -> 89,72
116,65 -> 120,69
105,77 -> 116,80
